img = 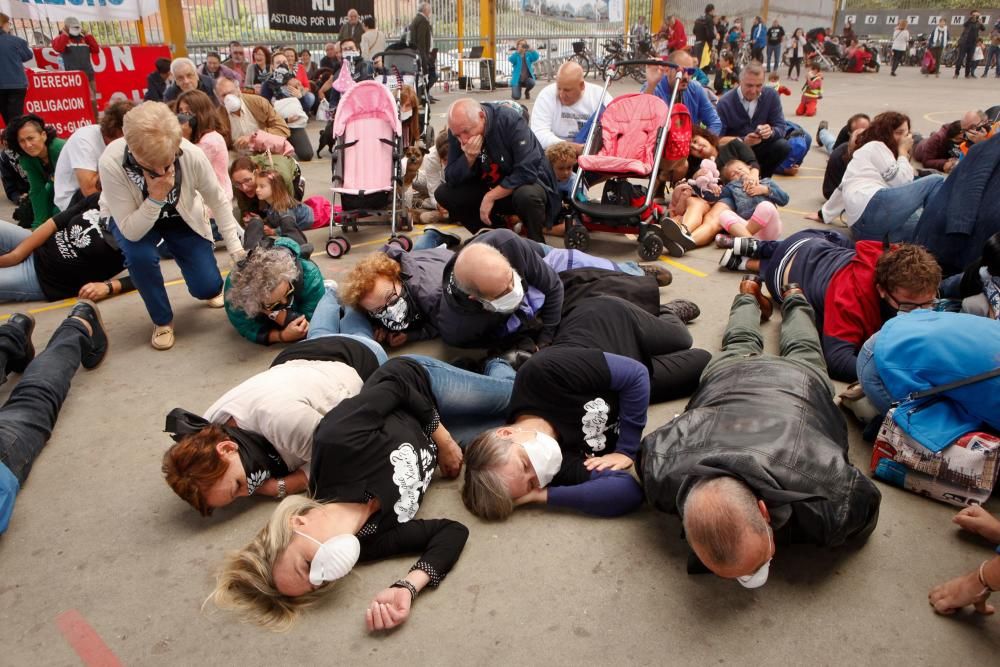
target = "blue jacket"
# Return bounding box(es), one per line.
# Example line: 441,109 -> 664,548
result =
751,23 -> 767,47
508,50 -> 539,82
652,79 -> 722,134
0,30 -> 33,90
716,86 -> 788,139
915,134 -> 1000,275
873,311 -> 1000,452
718,176 -> 789,218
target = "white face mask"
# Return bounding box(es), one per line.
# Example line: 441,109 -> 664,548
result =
223,94 -> 242,113
343,50 -> 360,60
520,430 -> 562,488
736,529 -> 772,589
481,270 -> 524,313
68,26 -> 82,36
400,109 -> 413,121
295,531 -> 361,586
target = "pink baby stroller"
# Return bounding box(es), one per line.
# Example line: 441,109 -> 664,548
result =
326,80 -> 411,258
566,61 -> 683,260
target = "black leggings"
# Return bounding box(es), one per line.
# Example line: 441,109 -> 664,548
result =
788,56 -> 802,78
891,49 -> 905,74
435,180 -> 549,242
0,89 -> 26,125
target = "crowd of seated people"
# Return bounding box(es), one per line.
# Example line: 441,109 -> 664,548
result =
3,5 -> 1000,639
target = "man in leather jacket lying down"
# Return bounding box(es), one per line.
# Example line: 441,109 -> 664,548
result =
640,276 -> 881,588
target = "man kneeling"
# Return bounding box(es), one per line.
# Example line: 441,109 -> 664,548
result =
640,276 -> 881,586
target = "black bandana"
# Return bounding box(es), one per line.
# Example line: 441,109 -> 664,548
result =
165,408 -> 291,495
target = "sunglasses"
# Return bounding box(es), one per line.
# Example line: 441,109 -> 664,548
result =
263,283 -> 295,311
663,63 -> 697,76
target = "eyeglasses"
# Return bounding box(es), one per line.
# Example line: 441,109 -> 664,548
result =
885,293 -> 935,313
263,283 -> 295,311
134,150 -> 182,178
371,284 -> 402,317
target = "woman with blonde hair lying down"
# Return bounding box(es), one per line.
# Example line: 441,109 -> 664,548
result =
210,357 -> 468,631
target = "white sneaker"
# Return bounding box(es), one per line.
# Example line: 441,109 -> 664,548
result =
206,292 -> 225,308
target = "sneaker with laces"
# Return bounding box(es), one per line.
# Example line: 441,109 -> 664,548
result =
732,237 -> 761,258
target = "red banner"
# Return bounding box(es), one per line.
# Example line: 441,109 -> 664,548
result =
0,70 -> 95,139
32,45 -> 172,112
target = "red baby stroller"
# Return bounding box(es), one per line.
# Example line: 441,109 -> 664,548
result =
565,60 -> 686,260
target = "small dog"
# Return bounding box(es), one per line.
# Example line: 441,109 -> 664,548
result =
317,119 -> 335,157
402,146 -> 425,190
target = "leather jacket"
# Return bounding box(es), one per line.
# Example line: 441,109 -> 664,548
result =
640,357 -> 881,548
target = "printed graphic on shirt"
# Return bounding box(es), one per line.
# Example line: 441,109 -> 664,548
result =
390,443 -> 435,523
54,209 -> 103,259
479,152 -> 502,186
246,469 -> 270,496
559,109 -> 590,139
581,398 -> 612,452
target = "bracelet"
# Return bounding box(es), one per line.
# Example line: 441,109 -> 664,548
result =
276,478 -> 287,500
979,560 -> 998,593
104,280 -> 114,296
390,579 -> 418,602
147,196 -> 166,207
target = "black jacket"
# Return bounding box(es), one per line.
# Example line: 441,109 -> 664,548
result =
640,357 -> 881,549
409,12 -> 432,60
144,71 -> 167,102
693,15 -> 714,43
444,102 -> 560,224
960,17 -> 985,47
436,229 -> 563,348
384,244 -> 452,342
163,74 -> 220,105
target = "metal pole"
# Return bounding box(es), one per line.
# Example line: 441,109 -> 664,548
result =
624,0 -> 630,45
138,18 -> 148,46
762,0 -> 770,23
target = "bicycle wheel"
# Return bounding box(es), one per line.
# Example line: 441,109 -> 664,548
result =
630,63 -> 646,84
942,49 -> 957,68
568,53 -> 590,78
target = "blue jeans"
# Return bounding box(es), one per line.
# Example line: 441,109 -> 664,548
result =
307,286 -> 389,364
403,354 -> 515,446
818,127 -> 836,154
511,77 -> 535,100
766,44 -> 781,72
411,227 -> 450,251
984,45 -> 1000,76
301,91 -> 316,113
851,175 -> 945,243
0,221 -> 44,301
856,333 -> 893,416
110,219 -> 223,326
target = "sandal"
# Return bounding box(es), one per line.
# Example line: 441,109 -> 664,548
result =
152,324 -> 175,350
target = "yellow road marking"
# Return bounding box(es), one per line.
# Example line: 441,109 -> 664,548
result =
659,256 -> 708,277
773,175 -> 822,180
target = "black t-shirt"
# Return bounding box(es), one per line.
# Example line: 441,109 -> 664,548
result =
767,26 -> 785,44
270,335 -> 381,382
509,347 -> 622,458
823,142 -> 850,200
34,194 -> 125,301
551,295 -> 653,369
309,358 -> 468,584
834,123 -> 851,149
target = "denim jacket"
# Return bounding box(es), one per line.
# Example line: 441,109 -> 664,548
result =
718,177 -> 789,218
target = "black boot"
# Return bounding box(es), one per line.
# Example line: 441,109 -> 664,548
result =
1,313 -> 35,380
68,300 -> 108,370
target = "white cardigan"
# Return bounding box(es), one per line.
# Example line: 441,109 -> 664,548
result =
822,141 -> 913,225
98,137 -> 244,260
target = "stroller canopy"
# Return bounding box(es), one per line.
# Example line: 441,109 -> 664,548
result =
332,80 -> 402,138
577,93 -> 669,176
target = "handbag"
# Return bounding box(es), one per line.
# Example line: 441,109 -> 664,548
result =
871,367 -> 1000,507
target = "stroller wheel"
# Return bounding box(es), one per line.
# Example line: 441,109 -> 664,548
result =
638,232 -> 665,262
388,234 -> 413,252
326,236 -> 350,259
564,224 -> 591,252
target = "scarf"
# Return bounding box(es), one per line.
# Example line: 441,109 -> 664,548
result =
164,408 -> 291,495
981,267 -> 1000,319
122,148 -> 182,207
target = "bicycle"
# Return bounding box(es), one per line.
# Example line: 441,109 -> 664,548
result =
568,40 -> 592,78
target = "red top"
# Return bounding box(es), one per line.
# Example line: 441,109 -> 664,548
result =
668,21 -> 688,52
52,32 -> 99,55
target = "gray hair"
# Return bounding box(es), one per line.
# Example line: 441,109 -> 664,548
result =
461,430 -> 515,520
170,57 -> 197,77
740,63 -> 765,81
682,476 -> 769,568
227,248 -> 299,318
452,243 -> 509,297
419,2 -> 431,15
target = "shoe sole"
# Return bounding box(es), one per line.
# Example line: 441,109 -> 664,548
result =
662,238 -> 685,258
77,299 -> 109,369
660,220 -> 697,253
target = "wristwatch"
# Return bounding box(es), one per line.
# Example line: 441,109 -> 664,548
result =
276,478 -> 287,499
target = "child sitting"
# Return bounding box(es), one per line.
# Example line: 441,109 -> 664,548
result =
545,141 -> 578,199
407,132 -> 449,224
765,71 -> 792,96
795,63 -> 823,116
251,168 -> 313,247
715,160 -> 789,269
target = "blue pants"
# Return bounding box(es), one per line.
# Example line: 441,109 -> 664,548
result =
0,221 -> 44,301
818,127 -> 836,154
110,219 -> 223,326
851,175 -> 945,243
410,227 -> 451,251
307,286 -> 388,365
0,318 -> 89,533
511,78 -> 535,100
403,354 -> 516,446
766,44 -> 781,72
984,45 -> 1000,77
